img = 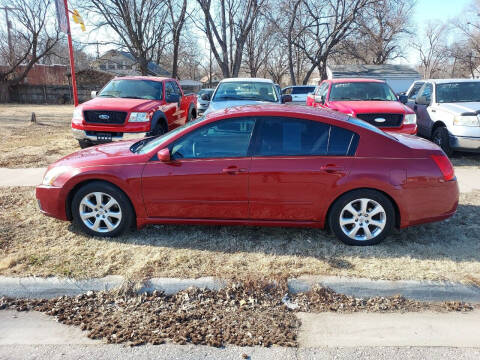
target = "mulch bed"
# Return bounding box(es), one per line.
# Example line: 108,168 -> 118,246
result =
0,280 -> 476,347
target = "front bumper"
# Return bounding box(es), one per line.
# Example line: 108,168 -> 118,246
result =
450,135 -> 480,152
36,185 -> 69,221
72,128 -> 147,142
384,123 -> 417,135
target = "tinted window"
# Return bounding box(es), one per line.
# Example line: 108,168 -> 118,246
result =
254,117 -> 358,157
292,86 -> 316,94
170,118 -> 255,159
408,82 -> 423,99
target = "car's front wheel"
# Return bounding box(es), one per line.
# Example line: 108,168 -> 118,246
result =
72,182 -> 134,237
328,190 -> 395,246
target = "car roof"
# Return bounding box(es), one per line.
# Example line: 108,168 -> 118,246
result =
328,78 -> 386,83
219,77 -> 274,84
422,78 -> 480,84
204,104 -> 349,122
283,85 -> 316,88
112,76 -> 173,82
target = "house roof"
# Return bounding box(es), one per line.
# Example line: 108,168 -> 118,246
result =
116,51 -> 170,76
327,64 -> 421,79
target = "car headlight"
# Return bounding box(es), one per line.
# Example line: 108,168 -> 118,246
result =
72,107 -> 83,120
42,166 -> 70,186
129,112 -> 149,122
453,115 -> 480,126
404,114 -> 416,125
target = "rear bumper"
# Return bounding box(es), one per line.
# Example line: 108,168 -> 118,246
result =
36,185 -> 68,221
72,128 -> 147,142
450,135 -> 480,152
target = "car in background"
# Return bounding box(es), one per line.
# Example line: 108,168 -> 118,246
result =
203,78 -> 291,115
306,79 -> 416,134
197,88 -> 214,115
71,77 -> 197,148
37,105 -> 457,246
406,79 -> 480,155
282,85 -> 316,104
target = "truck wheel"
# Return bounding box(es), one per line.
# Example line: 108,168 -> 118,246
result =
78,140 -> 91,149
148,121 -> 167,137
432,126 -> 453,156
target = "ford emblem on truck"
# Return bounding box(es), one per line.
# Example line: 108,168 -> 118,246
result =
374,117 -> 386,123
99,114 -> 110,120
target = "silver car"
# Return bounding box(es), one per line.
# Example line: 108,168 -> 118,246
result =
197,88 -> 214,115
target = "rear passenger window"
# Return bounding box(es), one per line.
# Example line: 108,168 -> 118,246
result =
254,117 -> 358,157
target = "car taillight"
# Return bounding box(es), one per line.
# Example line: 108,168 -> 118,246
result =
431,154 -> 455,181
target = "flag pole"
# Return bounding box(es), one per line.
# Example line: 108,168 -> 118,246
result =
63,0 -> 78,106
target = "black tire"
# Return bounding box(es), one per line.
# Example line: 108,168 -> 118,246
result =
328,189 -> 395,246
71,181 -> 134,237
432,126 -> 453,156
147,120 -> 167,137
78,140 -> 91,149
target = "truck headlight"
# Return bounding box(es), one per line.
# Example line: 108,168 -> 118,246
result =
453,115 -> 480,126
129,112 -> 149,122
42,166 -> 70,186
404,114 -> 416,125
72,107 -> 83,121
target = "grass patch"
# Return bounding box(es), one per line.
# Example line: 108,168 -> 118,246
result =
0,104 -> 77,168
1,186 -> 480,284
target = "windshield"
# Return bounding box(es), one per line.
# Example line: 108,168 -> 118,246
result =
136,116 -> 206,154
329,82 -> 397,101
212,81 -> 279,102
436,82 -> 480,103
98,79 -> 163,100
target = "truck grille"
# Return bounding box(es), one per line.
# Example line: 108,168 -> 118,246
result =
84,110 -> 127,125
356,113 -> 403,128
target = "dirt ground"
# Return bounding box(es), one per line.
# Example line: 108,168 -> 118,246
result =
1,185 -> 480,285
0,104 -> 77,168
0,104 -> 480,168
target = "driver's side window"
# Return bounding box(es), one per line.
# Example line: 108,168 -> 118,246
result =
418,83 -> 433,103
170,118 -> 256,160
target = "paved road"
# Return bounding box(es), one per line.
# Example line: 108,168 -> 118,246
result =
1,309 -> 479,360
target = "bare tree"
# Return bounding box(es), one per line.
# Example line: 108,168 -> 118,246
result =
338,0 -> 415,64
83,0 -> 169,75
413,22 -> 448,78
196,0 -> 264,77
167,0 -> 187,78
0,0 -> 60,102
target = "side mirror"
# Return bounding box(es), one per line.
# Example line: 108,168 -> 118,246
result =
91,91 -> 97,99
282,94 -> 292,103
415,95 -> 429,105
157,148 -> 170,162
398,94 -> 408,104
167,93 -> 180,103
201,93 -> 211,101
315,95 -> 325,104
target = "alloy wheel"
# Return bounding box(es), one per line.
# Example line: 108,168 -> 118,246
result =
339,198 -> 386,241
79,192 -> 122,233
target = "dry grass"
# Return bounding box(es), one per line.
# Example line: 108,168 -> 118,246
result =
1,185 -> 480,284
0,104 -> 77,168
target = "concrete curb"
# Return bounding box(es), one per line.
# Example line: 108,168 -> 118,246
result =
1,275 -> 480,303
288,275 -> 480,303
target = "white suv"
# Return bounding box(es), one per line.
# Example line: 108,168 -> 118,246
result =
406,79 -> 480,155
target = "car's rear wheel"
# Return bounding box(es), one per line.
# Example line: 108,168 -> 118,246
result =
328,190 -> 395,246
432,126 -> 453,156
72,182 -> 134,237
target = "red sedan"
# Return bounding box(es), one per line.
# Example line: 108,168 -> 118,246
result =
36,105 -> 458,246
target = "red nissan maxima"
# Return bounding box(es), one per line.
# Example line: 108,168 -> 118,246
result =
36,105 -> 458,246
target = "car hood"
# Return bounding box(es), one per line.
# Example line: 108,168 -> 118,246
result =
204,100 -> 279,114
437,102 -> 480,114
50,140 -> 146,169
329,100 -> 413,115
80,97 -> 161,112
